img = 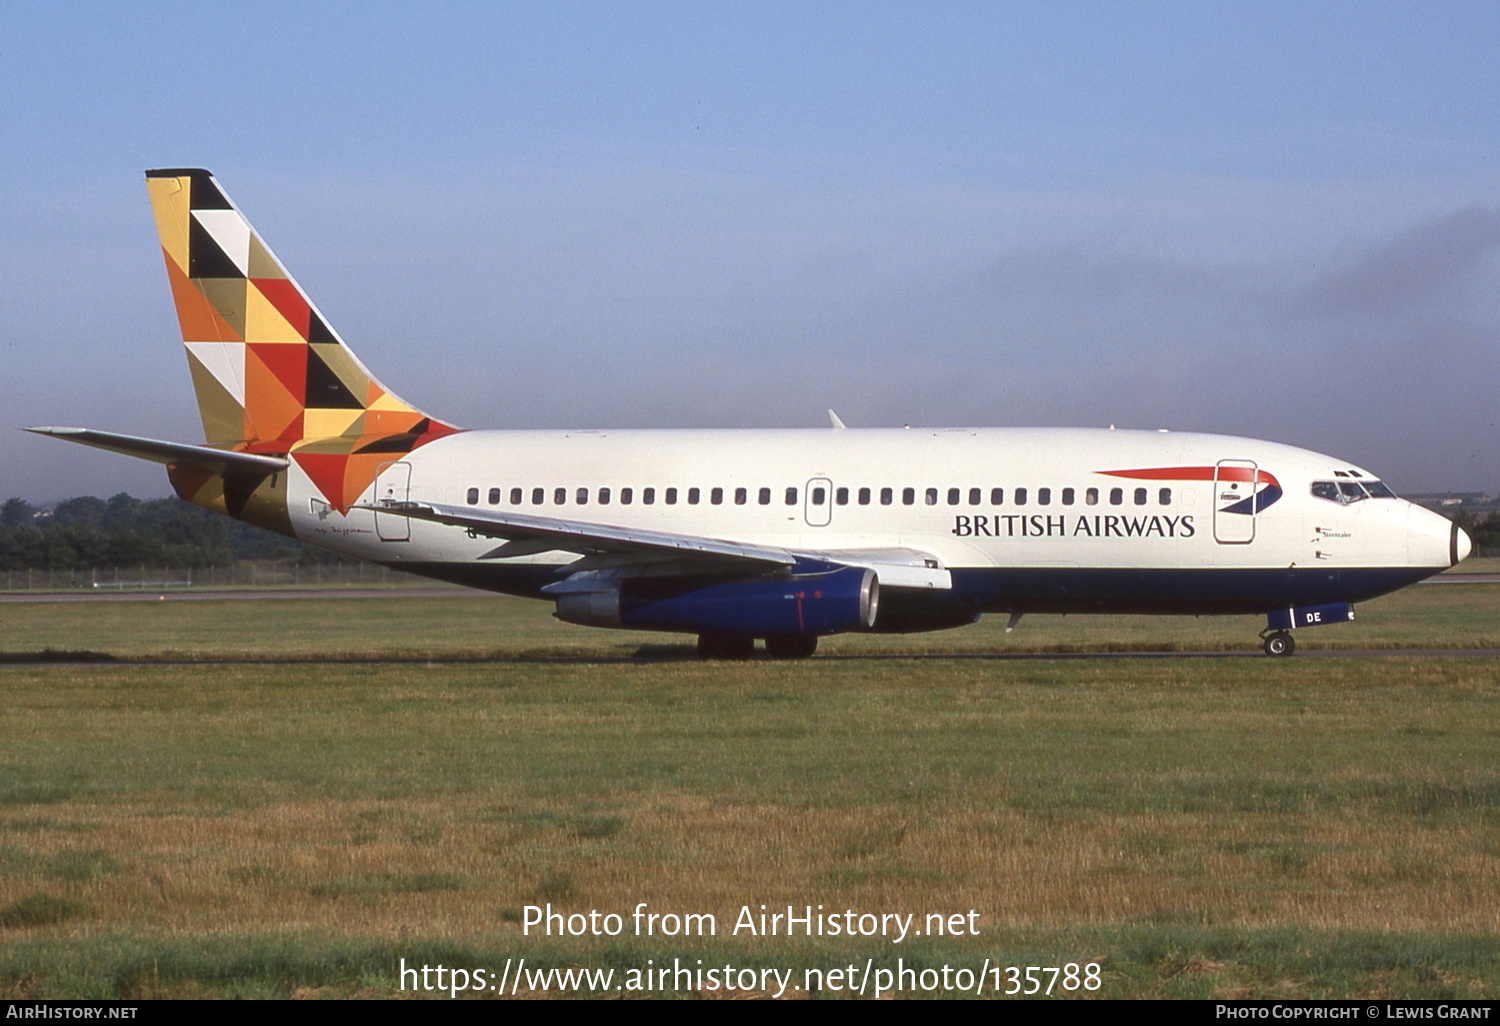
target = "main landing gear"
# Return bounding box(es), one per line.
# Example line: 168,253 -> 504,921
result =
696,633 -> 819,660
764,634 -> 819,660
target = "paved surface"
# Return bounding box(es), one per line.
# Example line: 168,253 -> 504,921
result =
4,649 -> 1498,669
0,587 -> 495,604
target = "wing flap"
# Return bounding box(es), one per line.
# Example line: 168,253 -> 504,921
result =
358,501 -> 952,589
357,501 -> 797,571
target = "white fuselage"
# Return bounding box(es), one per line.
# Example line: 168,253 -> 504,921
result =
287,426 -> 1459,617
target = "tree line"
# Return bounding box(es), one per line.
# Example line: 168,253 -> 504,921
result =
1450,507 -> 1500,554
3,493 -> 1496,572
0,495 -> 350,571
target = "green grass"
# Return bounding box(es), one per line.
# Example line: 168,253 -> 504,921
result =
1,587 -> 1498,998
2,578 -> 1498,661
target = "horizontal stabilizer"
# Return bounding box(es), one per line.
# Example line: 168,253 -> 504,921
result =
25,427 -> 289,474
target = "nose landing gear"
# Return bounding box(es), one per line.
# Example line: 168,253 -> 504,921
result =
1259,601 -> 1354,656
1261,631 -> 1295,657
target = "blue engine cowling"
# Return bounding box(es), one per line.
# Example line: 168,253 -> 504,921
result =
555,567 -> 879,636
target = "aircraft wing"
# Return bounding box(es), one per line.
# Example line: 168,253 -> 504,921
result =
25,427 -> 289,474
359,501 -> 951,589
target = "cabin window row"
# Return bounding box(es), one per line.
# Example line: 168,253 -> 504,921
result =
462,485 -> 1173,508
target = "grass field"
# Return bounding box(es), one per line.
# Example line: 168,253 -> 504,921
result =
3,570 -> 1500,660
1,585 -> 1498,999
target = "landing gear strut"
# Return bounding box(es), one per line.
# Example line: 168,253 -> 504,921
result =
1261,631 -> 1295,657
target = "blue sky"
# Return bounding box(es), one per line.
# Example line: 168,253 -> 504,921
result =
3,1 -> 1498,499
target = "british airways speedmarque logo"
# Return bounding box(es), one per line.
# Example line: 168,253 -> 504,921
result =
1099,465 -> 1283,515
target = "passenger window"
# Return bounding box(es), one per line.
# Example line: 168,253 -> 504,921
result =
1159,488 -> 1171,506
487,488 -> 500,505
1085,487 -> 1098,506
811,487 -> 826,505
925,488 -> 938,505
969,487 -> 981,506
620,487 -> 633,505
759,487 -> 771,505
990,487 -> 1004,505
688,487 -> 701,505
1134,488 -> 1146,506
532,487 -> 545,505
880,487 -> 893,506
859,487 -> 871,505
644,487 -> 656,505
1015,487 -> 1027,506
510,487 -> 522,505
786,487 -> 798,505
946,488 -> 959,505
735,487 -> 747,505
710,487 -> 723,505
554,487 -> 567,505
1062,487 -> 1075,506
902,487 -> 915,506
577,487 -> 589,505
466,487 -> 479,505
664,487 -> 676,504
1110,488 -> 1123,506
835,487 -> 849,505
598,487 -> 610,505
1038,488 -> 1051,506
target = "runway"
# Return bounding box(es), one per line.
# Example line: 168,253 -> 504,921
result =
0,587 -> 491,604
3,648 -> 1498,669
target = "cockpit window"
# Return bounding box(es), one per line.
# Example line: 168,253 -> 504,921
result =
1313,479 -> 1397,503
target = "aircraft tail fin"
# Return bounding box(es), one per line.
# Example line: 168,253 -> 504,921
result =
144,168 -> 457,449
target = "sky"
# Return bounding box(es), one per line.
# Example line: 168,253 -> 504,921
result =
2,1 -> 1498,501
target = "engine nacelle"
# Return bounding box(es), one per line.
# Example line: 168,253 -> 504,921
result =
555,567 -> 879,636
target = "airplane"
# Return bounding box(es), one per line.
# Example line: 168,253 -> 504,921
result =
28,169 -> 1472,659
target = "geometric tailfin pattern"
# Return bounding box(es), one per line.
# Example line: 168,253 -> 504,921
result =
145,169 -> 461,516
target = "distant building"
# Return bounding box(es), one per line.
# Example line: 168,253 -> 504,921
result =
1406,492 -> 1494,513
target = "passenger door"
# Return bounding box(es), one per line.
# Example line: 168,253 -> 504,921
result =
373,461 -> 411,542
1213,459 -> 1258,544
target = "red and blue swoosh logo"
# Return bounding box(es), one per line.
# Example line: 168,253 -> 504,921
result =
1097,466 -> 1283,515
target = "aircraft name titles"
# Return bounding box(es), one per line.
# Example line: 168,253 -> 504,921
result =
952,513 -> 1197,540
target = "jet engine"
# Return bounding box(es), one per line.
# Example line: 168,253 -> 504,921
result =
555,566 -> 879,636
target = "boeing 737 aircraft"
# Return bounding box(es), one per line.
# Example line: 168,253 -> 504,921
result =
29,169 -> 1471,657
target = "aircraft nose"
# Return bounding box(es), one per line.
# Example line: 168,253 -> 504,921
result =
1453,522 -> 1472,566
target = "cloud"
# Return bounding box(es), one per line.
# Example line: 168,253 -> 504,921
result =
1292,205 -> 1500,320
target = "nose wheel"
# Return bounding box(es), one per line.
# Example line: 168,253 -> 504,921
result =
1261,631 -> 1295,657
